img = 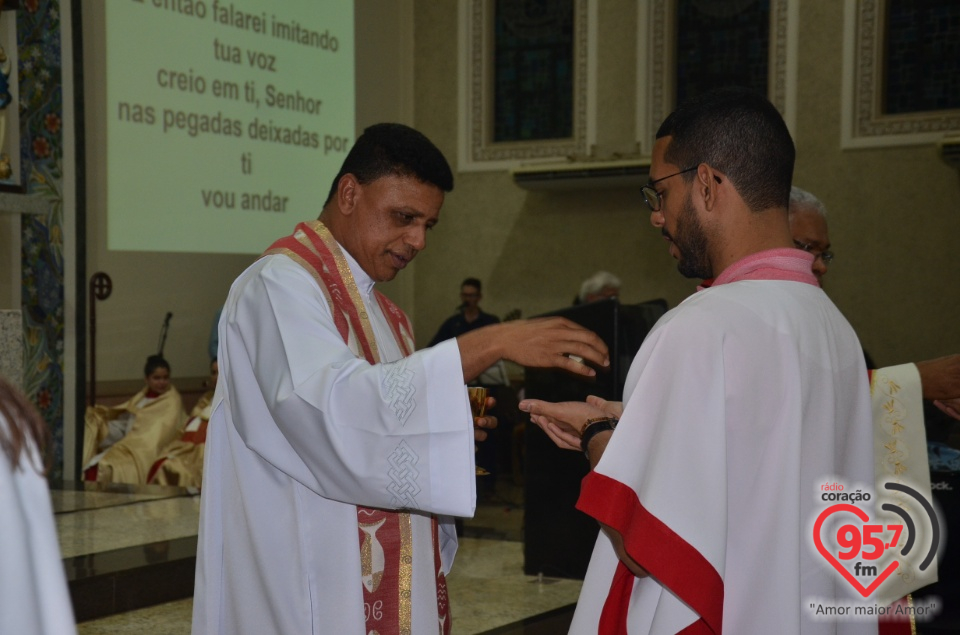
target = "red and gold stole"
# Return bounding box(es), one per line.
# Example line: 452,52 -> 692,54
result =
264,220 -> 450,635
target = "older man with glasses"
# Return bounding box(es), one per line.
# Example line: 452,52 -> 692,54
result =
789,185 -> 960,417
788,185 -> 835,282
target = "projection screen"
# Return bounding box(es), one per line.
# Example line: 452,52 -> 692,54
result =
105,0 -> 355,254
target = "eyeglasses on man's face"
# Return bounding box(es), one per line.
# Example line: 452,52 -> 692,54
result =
793,240 -> 834,265
640,166 -> 699,212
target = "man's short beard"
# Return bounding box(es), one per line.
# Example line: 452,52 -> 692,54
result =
674,194 -> 713,280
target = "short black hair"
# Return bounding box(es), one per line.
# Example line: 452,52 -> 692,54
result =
461,277 -> 482,292
656,87 -> 794,212
324,123 -> 454,205
144,355 -> 170,377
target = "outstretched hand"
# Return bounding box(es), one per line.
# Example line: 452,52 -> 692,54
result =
518,398 -> 609,452
934,398 -> 960,421
458,318 -> 609,384
915,354 -> 960,401
501,317 -> 610,374
585,395 -> 624,419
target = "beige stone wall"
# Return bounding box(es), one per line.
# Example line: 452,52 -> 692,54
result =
76,0 -> 960,382
408,0 -> 960,368
791,1 -> 960,365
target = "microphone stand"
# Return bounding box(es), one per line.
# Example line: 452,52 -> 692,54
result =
157,312 -> 173,357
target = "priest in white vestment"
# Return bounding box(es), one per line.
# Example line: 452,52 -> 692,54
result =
193,124 -> 609,635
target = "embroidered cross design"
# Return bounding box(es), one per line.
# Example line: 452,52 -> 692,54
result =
383,358 -> 417,425
387,440 -> 421,508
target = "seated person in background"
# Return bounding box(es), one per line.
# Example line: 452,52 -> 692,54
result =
574,270 -> 621,305
429,278 -> 514,490
149,358 -> 218,489
428,277 -> 499,346
428,276 -> 521,390
83,355 -> 186,485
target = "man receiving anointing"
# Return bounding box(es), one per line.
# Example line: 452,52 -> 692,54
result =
521,88 -> 876,634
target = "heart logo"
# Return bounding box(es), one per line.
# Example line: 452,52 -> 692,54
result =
813,504 -> 899,597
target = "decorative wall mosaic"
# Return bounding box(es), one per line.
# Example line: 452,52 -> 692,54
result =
18,0 -> 66,479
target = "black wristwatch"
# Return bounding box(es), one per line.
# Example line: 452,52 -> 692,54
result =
580,416 -> 617,460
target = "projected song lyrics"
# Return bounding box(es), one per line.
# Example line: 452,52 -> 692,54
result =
107,0 -> 355,253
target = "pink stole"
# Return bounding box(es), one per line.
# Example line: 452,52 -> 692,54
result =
264,220 -> 450,635
698,247 -> 817,291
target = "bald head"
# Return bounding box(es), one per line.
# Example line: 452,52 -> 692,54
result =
788,186 -> 832,283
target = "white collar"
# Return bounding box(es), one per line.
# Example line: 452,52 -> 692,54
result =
339,242 -> 377,297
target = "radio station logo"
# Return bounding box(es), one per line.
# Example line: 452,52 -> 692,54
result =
812,481 -> 940,599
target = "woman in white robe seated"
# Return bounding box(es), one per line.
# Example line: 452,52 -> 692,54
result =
83,355 -> 186,485
148,358 -> 217,488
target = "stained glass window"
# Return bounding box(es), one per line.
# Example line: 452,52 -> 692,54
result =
675,0 -> 770,104
883,0 -> 960,115
493,0 -> 574,142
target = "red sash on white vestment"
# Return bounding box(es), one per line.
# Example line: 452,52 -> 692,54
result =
579,249 -> 818,634
264,220 -> 450,635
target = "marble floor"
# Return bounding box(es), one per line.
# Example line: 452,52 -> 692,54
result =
54,480 -> 581,634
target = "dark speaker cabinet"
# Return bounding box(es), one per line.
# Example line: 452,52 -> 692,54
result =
523,298 -> 666,578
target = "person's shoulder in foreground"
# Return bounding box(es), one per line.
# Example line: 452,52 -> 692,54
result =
0,377 -> 77,635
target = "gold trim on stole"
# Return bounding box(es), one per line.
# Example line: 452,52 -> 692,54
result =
308,221 -> 381,363
908,593 -> 917,635
872,369 -> 916,588
399,513 -> 413,635
309,222 -> 413,635
871,366 -> 926,630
